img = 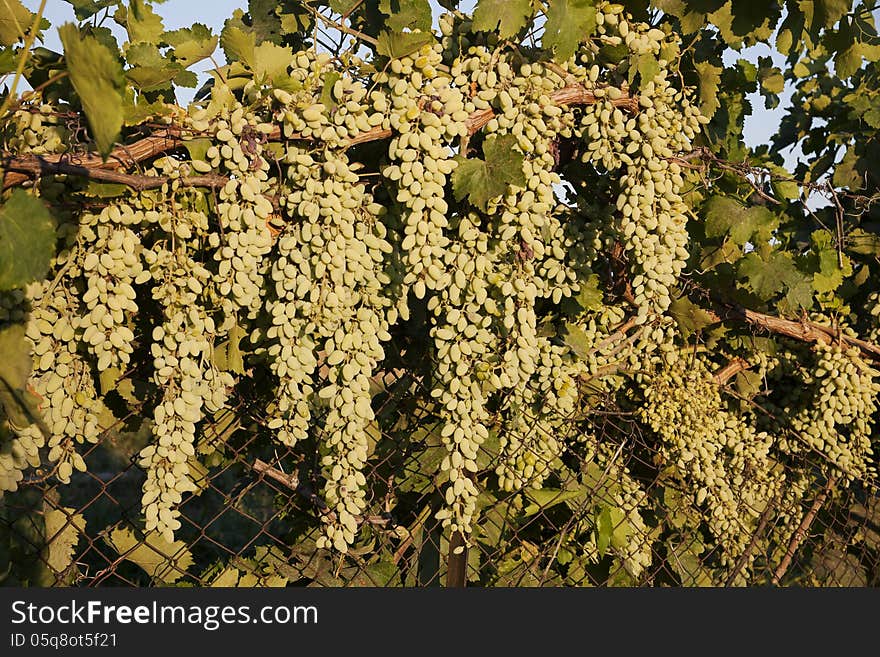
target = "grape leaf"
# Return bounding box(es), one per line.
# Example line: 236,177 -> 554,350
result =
0,190 -> 56,290
703,195 -> 777,245
375,30 -> 435,58
0,324 -> 31,394
847,228 -> 880,256
125,42 -> 181,91
562,322 -> 592,359
575,274 -> 604,311
810,230 -> 852,294
220,22 -> 255,67
668,296 -> 717,337
812,0 -> 851,28
0,324 -> 45,432
63,0 -> 118,22
778,276 -> 814,315
543,0 -> 598,62
251,41 -> 292,84
632,52 -> 661,84
472,0 -> 532,39
165,24 -> 218,68
44,506 -> 86,575
115,0 -> 164,44
108,527 -> 194,583
58,23 -> 125,158
738,251 -> 801,300
0,0 -> 34,46
835,42 -> 864,79
694,60 -> 723,118
320,70 -> 341,114
379,0 -> 432,32
451,134 -> 526,211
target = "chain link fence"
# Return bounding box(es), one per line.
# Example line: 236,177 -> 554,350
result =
3,348 -> 879,588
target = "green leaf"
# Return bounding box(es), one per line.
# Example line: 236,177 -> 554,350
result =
667,539 -> 714,586
0,190 -> 56,290
813,0 -> 851,28
778,277 -> 814,314
810,230 -> 851,294
320,70 -> 341,114
164,24 -> 218,68
595,506 -> 612,556
182,138 -> 214,163
543,0 -> 598,62
375,30 -> 435,58
694,59 -> 723,118
451,134 -> 526,211
220,23 -> 255,67
0,47 -> 15,75
63,0 -> 119,21
0,324 -> 45,432
379,0 -> 433,32
472,0 -> 532,39
575,274 -> 603,311
83,181 -> 129,198
699,239 -> 742,270
847,228 -> 880,256
58,23 -> 125,158
523,488 -> 584,516
632,52 -> 661,84
562,322 -> 593,359
768,165 -> 799,200
703,195 -> 777,245
0,324 -> 31,394
835,42 -> 863,79
115,0 -> 164,44
212,322 -> 247,375
107,527 -> 194,583
738,251 -> 800,300
668,296 -> 717,337
0,0 -> 34,46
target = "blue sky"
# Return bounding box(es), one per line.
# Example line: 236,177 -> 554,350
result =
23,0 -> 795,161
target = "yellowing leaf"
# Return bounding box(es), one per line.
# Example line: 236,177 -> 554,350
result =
108,527 -> 194,583
252,41 -> 292,85
44,506 -> 86,575
0,0 -> 34,46
116,0 -> 164,43
220,23 -> 255,67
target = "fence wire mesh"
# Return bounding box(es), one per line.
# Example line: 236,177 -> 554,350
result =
2,344 -> 879,588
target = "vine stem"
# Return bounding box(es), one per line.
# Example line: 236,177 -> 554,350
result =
2,85 -> 637,190
771,476 -> 837,586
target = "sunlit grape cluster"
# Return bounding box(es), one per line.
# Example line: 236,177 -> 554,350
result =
137,204 -> 233,542
18,281 -> 100,486
791,343 -> 880,480
77,208 -> 149,371
641,355 -> 782,569
380,43 -> 470,313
